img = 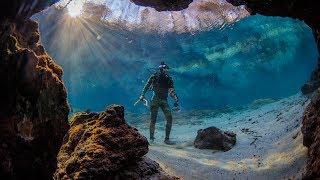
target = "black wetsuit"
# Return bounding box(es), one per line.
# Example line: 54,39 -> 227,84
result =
141,71 -> 178,140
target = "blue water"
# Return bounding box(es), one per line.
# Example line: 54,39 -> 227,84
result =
36,12 -> 318,113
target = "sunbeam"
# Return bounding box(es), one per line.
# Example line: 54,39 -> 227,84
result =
67,1 -> 83,17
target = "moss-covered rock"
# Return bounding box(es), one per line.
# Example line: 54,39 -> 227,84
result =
55,105 -> 173,179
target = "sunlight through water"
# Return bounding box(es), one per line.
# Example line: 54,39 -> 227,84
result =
65,0 -> 84,17
34,2 -> 318,113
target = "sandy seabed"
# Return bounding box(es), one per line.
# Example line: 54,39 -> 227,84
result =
130,93 -> 310,179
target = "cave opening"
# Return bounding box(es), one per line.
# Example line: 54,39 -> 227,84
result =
34,6 -> 318,114
31,1 -> 318,178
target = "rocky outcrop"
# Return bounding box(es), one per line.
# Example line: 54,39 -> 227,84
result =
302,89 -> 320,179
0,19 -> 70,179
0,0 -> 69,179
54,105 -> 173,179
130,0 -> 193,11
0,0 -> 59,20
194,126 -> 236,151
301,81 -> 320,95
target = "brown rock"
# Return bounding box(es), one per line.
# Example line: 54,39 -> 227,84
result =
302,89 -> 320,179
194,126 -> 237,151
130,0 -> 193,11
0,9 -> 69,180
117,156 -> 176,179
301,81 -> 320,95
54,105 -> 172,179
0,0 -> 60,21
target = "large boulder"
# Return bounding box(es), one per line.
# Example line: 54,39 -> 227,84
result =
0,1 -> 70,179
54,105 -> 173,179
194,126 -> 236,151
302,89 -> 320,179
0,18 -> 69,179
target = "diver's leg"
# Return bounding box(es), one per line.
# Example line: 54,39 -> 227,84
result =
160,101 -> 173,141
150,100 -> 159,141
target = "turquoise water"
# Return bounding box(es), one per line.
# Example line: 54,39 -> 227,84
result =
36,12 -> 318,113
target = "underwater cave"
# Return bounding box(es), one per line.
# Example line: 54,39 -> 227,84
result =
35,2 -> 317,113
31,0 -> 319,178
1,0 -> 320,179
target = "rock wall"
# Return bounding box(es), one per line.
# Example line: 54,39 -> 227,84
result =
0,0 -> 69,179
302,90 -> 320,179
0,0 -> 60,20
130,0 -> 193,11
54,105 -> 174,179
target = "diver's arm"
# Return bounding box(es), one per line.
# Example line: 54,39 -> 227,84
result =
169,88 -> 179,105
140,75 -> 154,98
168,77 -> 179,105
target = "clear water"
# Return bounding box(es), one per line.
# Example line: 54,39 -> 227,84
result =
35,12 -> 318,113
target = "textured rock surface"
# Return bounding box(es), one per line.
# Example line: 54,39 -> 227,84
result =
0,0 -> 69,179
0,19 -> 69,179
302,90 -> 320,179
0,0 -> 59,20
55,105 -> 173,179
194,126 -> 236,151
301,81 -> 320,95
117,156 -> 176,179
131,0 -> 193,11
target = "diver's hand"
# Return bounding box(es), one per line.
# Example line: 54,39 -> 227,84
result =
172,102 -> 180,112
139,95 -> 145,101
173,102 -> 179,107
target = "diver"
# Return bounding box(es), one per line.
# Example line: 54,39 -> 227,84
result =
138,62 -> 179,144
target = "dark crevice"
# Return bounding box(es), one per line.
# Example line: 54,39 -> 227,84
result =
130,0 -> 193,11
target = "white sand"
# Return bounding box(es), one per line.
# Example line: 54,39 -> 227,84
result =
130,93 -> 310,179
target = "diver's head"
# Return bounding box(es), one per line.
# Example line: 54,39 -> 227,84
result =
158,61 -> 169,74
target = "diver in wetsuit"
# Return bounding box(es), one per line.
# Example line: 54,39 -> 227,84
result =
139,62 -> 179,144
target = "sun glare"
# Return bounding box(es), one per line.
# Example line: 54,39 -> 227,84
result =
67,1 -> 84,17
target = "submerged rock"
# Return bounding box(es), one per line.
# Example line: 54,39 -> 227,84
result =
302,89 -> 320,179
130,0 -> 193,11
117,157 -> 174,179
0,0 -> 60,20
194,126 -> 236,151
0,15 -> 69,180
301,81 -> 320,94
55,105 -> 173,179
